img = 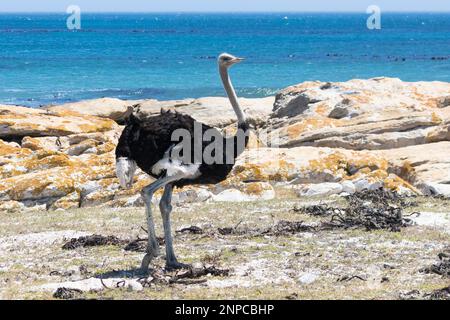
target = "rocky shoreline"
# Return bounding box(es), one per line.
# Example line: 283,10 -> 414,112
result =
1,77 -> 449,212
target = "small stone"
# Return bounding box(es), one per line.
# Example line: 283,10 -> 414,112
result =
300,183 -> 343,197
421,183 -> 450,198
298,272 -> 319,285
192,262 -> 204,269
353,179 -> 381,192
341,181 -> 356,194
127,281 -> 143,292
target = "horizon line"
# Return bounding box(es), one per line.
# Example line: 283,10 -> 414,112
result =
1,10 -> 450,14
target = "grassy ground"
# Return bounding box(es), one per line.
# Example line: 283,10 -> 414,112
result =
0,191 -> 449,300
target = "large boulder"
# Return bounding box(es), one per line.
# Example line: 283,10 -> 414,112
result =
421,183 -> 450,198
379,141 -> 450,189
133,96 -> 275,128
43,96 -> 275,129
43,98 -> 140,122
0,105 -> 118,139
261,78 -> 450,150
1,138 -> 449,210
226,142 -> 450,195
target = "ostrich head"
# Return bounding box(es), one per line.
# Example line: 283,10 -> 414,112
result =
116,157 -> 137,189
218,53 -> 244,68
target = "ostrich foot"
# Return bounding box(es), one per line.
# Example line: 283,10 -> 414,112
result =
165,260 -> 191,271
140,254 -> 154,273
140,247 -> 160,272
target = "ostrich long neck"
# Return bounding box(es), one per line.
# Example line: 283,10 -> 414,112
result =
220,65 -> 247,125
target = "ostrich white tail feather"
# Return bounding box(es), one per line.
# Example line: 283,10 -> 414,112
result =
116,157 -> 137,189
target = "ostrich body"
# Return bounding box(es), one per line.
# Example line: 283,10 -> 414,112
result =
115,53 -> 249,271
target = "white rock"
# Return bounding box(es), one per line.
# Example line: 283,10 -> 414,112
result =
410,212 -> 450,234
341,181 -> 356,194
353,179 -> 382,192
23,204 -> 47,212
212,188 -> 275,202
396,186 -> 414,196
421,183 -> 450,198
298,272 -> 319,285
0,200 -> 25,212
196,188 -> 214,202
213,189 -> 250,202
173,188 -> 213,204
79,181 -> 101,196
127,281 -> 144,292
300,183 -> 343,197
6,141 -> 21,148
354,179 -> 370,192
123,194 -> 142,207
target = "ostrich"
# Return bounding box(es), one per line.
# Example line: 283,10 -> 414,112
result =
115,53 -> 250,271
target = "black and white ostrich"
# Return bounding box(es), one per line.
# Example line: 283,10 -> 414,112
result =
115,53 -> 250,271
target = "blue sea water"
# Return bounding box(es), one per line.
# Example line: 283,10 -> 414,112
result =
0,13 -> 449,107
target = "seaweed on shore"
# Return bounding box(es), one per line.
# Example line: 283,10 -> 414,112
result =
176,226 -> 204,235
217,220 -> 315,237
123,237 -> 165,252
264,220 -> 316,235
293,204 -> 336,216
53,287 -> 83,300
62,234 -> 164,252
400,287 -> 450,300
62,235 -> 125,250
346,188 -> 417,208
425,286 -> 450,300
137,265 -> 230,287
296,189 -> 417,232
420,248 -> 450,277
169,266 -> 230,284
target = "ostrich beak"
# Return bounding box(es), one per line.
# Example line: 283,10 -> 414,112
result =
232,57 -> 245,63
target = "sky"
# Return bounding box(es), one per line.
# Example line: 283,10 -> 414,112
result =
1,0 -> 450,13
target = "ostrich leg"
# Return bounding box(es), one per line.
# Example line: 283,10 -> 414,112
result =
140,188 -> 160,272
140,175 -> 184,272
160,184 -> 190,270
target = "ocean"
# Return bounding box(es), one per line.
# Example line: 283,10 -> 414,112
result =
0,12 -> 449,107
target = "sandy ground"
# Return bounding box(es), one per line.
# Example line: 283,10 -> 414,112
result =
0,191 -> 449,300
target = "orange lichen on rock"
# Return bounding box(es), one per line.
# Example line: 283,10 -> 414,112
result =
364,169 -> 389,182
308,151 -> 389,181
77,118 -> 117,134
286,117 -> 341,138
28,153 -> 72,170
0,105 -> 118,138
50,192 -> 80,210
96,141 -> 116,154
1,169 -> 75,201
0,139 -> 32,157
308,152 -> 348,175
239,181 -> 273,195
349,92 -> 371,105
431,112 -> 443,124
20,137 -> 44,151
398,161 -> 416,183
314,103 -> 330,116
383,174 -> 420,194
0,153 -> 73,179
229,158 -> 295,184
